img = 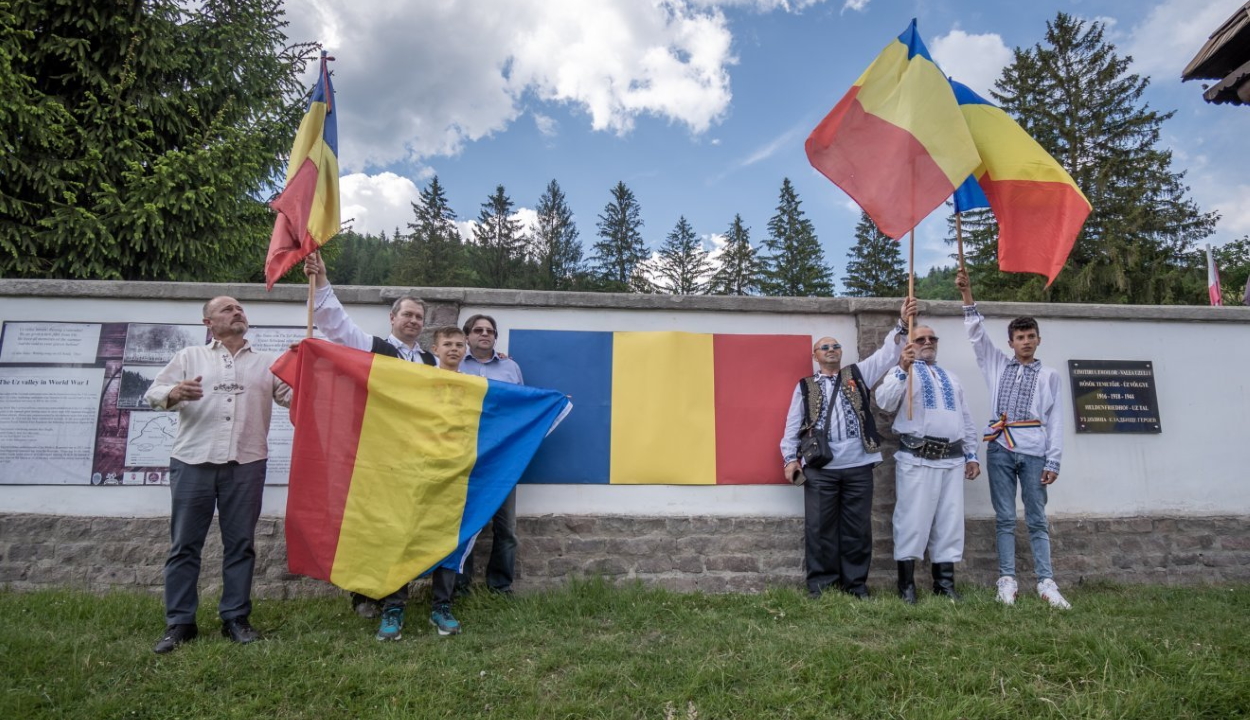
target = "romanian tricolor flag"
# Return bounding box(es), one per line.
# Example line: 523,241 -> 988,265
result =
265,51 -> 341,290
510,330 -> 815,485
949,79 -> 1091,285
1207,244 -> 1224,307
806,19 -> 979,239
270,339 -> 571,599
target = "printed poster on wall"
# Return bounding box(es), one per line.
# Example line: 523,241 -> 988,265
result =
0,321 -> 307,486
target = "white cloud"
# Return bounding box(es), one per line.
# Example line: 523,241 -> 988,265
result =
533,113 -> 559,138
338,172 -> 420,235
841,0 -> 870,13
1214,185 -> 1250,236
930,29 -> 1012,98
1123,0 -> 1238,77
289,0 -> 742,168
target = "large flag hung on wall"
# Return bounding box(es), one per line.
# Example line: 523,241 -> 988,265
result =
510,330 -> 816,486
265,51 -> 341,289
805,19 -> 979,239
949,79 -> 1091,284
271,339 -> 571,599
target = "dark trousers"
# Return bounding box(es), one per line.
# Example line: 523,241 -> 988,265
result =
357,566 -> 457,611
164,458 -> 266,625
802,463 -> 875,595
458,488 -> 518,592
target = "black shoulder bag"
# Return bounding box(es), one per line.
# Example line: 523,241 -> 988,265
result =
798,375 -> 837,469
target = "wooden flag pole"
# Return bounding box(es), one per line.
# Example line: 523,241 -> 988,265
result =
956,212 -> 966,272
906,229 -> 915,420
305,251 -> 317,338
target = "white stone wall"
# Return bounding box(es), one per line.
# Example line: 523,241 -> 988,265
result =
2,280 -> 1247,520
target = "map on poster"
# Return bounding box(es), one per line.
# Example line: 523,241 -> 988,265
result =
0,320 -> 307,486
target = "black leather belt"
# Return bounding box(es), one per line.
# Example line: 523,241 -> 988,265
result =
898,434 -> 964,460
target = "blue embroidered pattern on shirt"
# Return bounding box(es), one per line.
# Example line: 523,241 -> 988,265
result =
916,364 -> 956,411
995,360 -> 1039,421
917,365 -> 937,409
933,364 -> 956,411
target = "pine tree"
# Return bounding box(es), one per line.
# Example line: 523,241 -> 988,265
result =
759,179 -> 835,297
957,12 -> 1217,303
472,185 -> 527,289
391,176 -> 474,287
592,182 -> 649,292
652,216 -> 712,295
1,0 -> 315,281
842,211 -> 907,297
709,214 -> 761,296
531,179 -> 585,290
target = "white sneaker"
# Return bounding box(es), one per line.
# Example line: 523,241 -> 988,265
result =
1037,579 -> 1072,609
995,576 -> 1018,605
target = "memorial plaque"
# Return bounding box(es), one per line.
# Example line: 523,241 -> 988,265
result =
1068,360 -> 1161,433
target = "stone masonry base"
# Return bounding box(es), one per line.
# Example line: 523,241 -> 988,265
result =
1,513 -> 1247,600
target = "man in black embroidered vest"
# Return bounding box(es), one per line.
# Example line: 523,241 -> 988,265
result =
303,253 -> 439,638
781,298 -> 914,599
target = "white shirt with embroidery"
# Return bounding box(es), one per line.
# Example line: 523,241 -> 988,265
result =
877,361 -> 978,469
963,305 -> 1063,473
144,340 -> 292,465
780,322 -> 905,470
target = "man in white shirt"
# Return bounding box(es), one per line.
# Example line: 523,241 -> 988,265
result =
876,325 -> 980,604
144,296 -> 292,653
780,298 -> 914,599
956,268 -> 1071,609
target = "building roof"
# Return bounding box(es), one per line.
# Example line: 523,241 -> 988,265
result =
1182,2 -> 1250,105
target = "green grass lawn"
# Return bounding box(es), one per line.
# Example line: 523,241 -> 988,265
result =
2,580 -> 1248,719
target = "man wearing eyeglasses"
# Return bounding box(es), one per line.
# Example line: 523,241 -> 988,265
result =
956,268 -> 1071,610
458,314 -> 524,596
876,326 -> 980,604
781,298 -> 915,599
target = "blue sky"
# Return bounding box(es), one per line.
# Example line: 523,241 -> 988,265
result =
287,0 -> 1248,287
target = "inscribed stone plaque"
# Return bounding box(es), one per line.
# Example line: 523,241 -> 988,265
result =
1068,360 -> 1161,433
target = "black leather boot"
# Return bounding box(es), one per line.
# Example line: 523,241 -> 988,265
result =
897,560 -> 917,604
932,562 -> 961,601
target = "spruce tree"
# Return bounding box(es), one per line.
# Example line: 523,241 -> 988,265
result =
1,0 -> 315,281
472,185 -> 527,289
391,176 -> 473,287
842,211 -> 907,297
531,179 -> 585,291
709,214 -> 761,296
759,179 -> 835,297
653,216 -> 712,295
592,182 -> 649,292
957,12 -> 1217,303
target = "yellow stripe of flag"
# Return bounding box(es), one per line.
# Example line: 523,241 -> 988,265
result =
610,331 -> 716,485
330,358 -> 488,594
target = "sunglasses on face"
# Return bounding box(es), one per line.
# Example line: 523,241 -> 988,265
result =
471,327 -> 497,336
817,343 -> 842,351
914,336 -> 939,345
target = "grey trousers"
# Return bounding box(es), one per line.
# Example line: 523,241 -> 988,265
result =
164,458 -> 266,625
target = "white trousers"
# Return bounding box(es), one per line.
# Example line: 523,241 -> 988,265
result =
892,458 -> 965,562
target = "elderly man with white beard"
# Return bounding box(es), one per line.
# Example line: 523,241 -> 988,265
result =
876,324 -> 980,604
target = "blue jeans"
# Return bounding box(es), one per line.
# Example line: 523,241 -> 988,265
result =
986,444 -> 1053,581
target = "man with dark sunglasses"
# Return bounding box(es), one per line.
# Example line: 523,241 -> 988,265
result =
877,325 -> 980,604
781,298 -> 916,599
458,313 -> 524,596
